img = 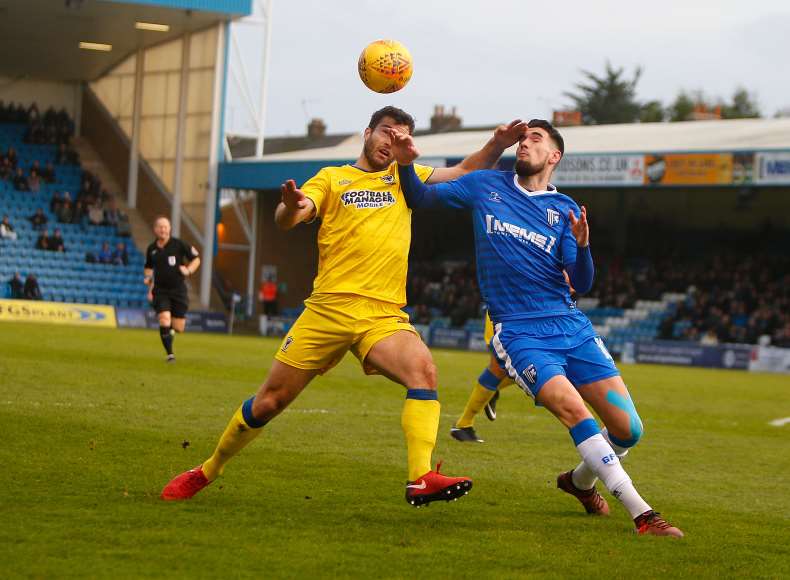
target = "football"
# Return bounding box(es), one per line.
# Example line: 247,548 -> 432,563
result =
357,39 -> 413,94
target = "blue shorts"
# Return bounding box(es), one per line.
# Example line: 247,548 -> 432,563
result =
490,314 -> 620,400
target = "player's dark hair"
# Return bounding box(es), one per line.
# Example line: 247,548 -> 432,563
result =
527,119 -> 564,157
368,106 -> 415,134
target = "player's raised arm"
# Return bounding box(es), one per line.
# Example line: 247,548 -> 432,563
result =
563,206 -> 594,294
389,128 -> 474,210
428,119 -> 527,183
274,179 -> 317,230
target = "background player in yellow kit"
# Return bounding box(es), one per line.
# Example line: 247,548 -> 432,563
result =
451,312 -> 513,443
452,274 -> 575,442
161,106 -> 527,506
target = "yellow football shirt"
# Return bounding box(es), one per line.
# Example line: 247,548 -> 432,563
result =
301,162 -> 434,306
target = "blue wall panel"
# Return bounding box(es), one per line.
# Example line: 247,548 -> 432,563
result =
103,0 -> 252,15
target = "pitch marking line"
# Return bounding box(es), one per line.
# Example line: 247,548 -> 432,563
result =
769,417 -> 790,427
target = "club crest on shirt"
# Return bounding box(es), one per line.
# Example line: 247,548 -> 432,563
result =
168,256 -> 176,266
338,179 -> 352,186
489,191 -> 502,203
523,364 -> 537,385
547,208 -> 561,227
380,174 -> 396,185
341,190 -> 395,209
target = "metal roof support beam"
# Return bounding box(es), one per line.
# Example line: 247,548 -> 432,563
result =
126,49 -> 144,209
200,20 -> 229,308
171,32 -> 191,238
254,0 -> 274,158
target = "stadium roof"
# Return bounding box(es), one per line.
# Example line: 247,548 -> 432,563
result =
0,0 -> 251,82
251,117 -> 790,161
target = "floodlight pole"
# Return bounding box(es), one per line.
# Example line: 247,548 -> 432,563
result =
200,21 -> 229,308
254,0 -> 274,158
172,32 -> 191,238
127,48 -> 144,209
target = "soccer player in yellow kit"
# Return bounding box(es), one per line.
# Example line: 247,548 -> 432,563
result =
161,106 -> 527,506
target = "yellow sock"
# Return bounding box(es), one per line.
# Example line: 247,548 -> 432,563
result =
456,383 -> 497,428
202,400 -> 265,481
401,393 -> 440,481
498,378 -> 514,389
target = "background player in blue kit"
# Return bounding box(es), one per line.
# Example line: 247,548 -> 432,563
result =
390,120 -> 683,537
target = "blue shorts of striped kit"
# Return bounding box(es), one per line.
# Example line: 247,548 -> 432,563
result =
490,314 -> 620,400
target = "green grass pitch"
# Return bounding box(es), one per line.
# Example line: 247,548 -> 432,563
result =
1,322 -> 789,578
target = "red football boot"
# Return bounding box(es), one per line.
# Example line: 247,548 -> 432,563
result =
557,470 -> 610,515
635,511 -> 684,537
405,462 -> 473,507
161,466 -> 212,501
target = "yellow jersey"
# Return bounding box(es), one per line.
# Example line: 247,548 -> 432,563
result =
301,162 -> 434,306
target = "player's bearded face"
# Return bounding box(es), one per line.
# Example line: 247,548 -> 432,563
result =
514,157 -> 547,177
363,119 -> 408,171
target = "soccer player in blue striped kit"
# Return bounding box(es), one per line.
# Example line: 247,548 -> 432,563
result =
390,119 -> 683,537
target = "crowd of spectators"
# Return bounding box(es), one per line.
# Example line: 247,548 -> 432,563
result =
85,241 -> 128,266
655,254 -> 790,347
6,271 -> 41,300
407,261 -> 482,327
405,243 -> 790,348
0,101 -> 75,147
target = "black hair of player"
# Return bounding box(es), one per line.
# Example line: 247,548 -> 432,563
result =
527,119 -> 564,157
368,106 -> 416,134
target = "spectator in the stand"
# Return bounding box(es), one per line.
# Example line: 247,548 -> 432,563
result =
27,102 -> 40,123
72,199 -> 87,227
35,229 -> 50,250
55,143 -> 78,165
700,329 -> 719,345
103,197 -> 127,228
31,160 -> 42,175
55,192 -> 74,223
41,161 -> 56,183
13,167 -> 29,191
6,146 -> 18,169
112,242 -> 128,266
49,228 -> 65,252
28,169 -> 41,193
97,242 -> 113,264
23,273 -> 42,301
0,215 -> 17,240
88,202 -> 104,226
0,157 -> 12,180
412,303 -> 431,325
29,208 -> 48,231
8,272 -> 24,299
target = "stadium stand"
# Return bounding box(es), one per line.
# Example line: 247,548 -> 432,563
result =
0,105 -> 147,307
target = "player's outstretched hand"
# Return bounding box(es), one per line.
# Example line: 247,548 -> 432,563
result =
386,127 -> 419,165
280,179 -> 309,211
493,119 -> 528,149
179,265 -> 191,277
569,206 -> 589,247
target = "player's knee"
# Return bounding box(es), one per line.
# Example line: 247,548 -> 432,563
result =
607,413 -> 644,448
417,359 -> 438,389
405,358 -> 437,389
252,390 -> 290,420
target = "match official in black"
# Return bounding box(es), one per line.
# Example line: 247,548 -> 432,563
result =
144,216 -> 201,362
